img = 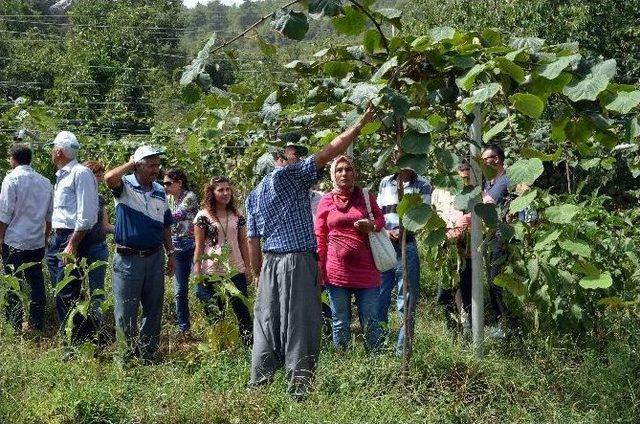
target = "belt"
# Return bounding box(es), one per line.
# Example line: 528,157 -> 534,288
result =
53,228 -> 74,234
116,245 -> 162,257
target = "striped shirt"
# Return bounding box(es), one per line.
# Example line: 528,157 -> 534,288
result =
246,156 -> 319,253
112,174 -> 172,250
377,173 -> 432,232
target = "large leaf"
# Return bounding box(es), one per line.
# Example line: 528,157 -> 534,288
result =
579,271 -> 613,290
402,204 -> 432,232
307,0 -> 343,18
558,239 -> 592,258
332,6 -> 367,36
371,56 -> 398,82
260,91 -> 281,125
460,83 -> 501,113
510,93 -> 544,118
400,131 -> 431,154
494,57 -> 525,84
474,203 -> 498,227
494,273 -> 527,297
454,186 -> 482,212
430,26 -> 456,43
381,87 -> 410,117
272,9 -> 309,41
346,83 -> 381,108
483,117 -> 510,142
538,54 -> 581,80
455,63 -> 488,91
603,90 -> 640,114
545,204 -> 580,224
506,158 -> 544,186
509,189 -> 537,213
562,59 -> 617,102
397,193 -> 422,218
406,118 -> 434,134
397,153 -> 428,175
363,29 -> 384,55
323,61 -> 353,78
180,33 -> 217,86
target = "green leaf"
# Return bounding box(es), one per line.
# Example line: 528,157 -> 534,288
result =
579,271 -> 613,290
474,203 -> 498,227
625,116 -> 640,141
272,9 -> 309,41
558,239 -> 592,258
260,91 -> 281,125
410,35 -> 431,53
400,131 -> 431,154
483,118 -> 510,142
363,29 -> 384,55
371,56 -> 398,82
406,118 -> 434,134
509,37 -> 545,52
397,153 -> 428,175
455,63 -> 488,91
546,204 -> 580,224
375,8 -> 402,27
307,0 -> 343,18
509,189 -> 537,213
430,26 -> 456,43
402,204 -> 432,232
381,87 -> 410,117
332,6 -> 367,36
181,83 -> 202,105
180,33 -> 217,86
460,83 -> 501,113
397,193 -> 422,218
562,59 -> 617,102
494,273 -> 527,297
346,83 -> 381,108
454,186 -> 482,212
538,54 -> 581,80
534,229 -> 561,251
510,93 -> 544,118
360,121 -> 381,135
374,147 -> 393,171
494,57 -> 525,84
323,61 -> 353,78
603,90 -> 640,114
506,158 -> 544,186
256,33 -> 277,56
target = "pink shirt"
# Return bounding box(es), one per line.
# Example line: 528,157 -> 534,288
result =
193,210 -> 246,276
315,187 -> 385,289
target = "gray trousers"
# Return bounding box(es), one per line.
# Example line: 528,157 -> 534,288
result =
250,252 -> 321,391
112,250 -> 165,359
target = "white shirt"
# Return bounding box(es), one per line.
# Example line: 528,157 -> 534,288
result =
52,159 -> 99,231
0,165 -> 53,250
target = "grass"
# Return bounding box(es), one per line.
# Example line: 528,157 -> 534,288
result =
1,289 -> 639,424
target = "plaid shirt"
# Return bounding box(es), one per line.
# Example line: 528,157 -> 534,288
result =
246,156 -> 319,253
377,173 -> 432,232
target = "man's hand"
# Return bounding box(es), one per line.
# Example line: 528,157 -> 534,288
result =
62,243 -> 77,265
388,229 -> 400,241
358,105 -> 376,128
165,254 -> 175,276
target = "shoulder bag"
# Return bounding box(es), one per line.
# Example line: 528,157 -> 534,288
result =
362,188 -> 397,273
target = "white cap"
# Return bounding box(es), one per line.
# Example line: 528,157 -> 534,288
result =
133,145 -> 162,163
51,130 -> 80,150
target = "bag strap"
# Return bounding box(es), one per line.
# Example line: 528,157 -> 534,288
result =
362,188 -> 374,221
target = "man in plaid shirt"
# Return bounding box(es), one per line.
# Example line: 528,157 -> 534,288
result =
247,108 -> 375,399
376,167 -> 432,355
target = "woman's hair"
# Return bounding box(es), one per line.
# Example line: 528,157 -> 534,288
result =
164,169 -> 189,190
203,176 -> 239,217
83,160 -> 105,175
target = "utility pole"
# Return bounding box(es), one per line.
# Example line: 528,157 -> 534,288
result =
470,105 -> 484,357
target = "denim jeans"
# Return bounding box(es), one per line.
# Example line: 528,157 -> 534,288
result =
197,272 -> 253,346
46,230 -> 98,342
2,244 -> 46,331
377,240 -> 420,355
112,250 -> 165,360
173,239 -> 194,332
327,284 -> 382,352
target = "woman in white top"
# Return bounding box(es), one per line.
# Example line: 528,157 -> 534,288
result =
193,176 -> 253,346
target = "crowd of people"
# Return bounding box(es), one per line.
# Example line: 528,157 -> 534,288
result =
0,109 -> 515,398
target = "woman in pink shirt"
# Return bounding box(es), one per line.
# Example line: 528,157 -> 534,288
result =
315,155 -> 385,352
193,176 -> 253,346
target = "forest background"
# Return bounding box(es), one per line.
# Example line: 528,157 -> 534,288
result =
1,0 -> 640,422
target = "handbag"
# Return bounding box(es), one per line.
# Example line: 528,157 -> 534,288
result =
362,189 -> 398,273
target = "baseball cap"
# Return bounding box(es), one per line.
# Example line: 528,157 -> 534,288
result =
51,131 -> 80,150
133,145 -> 163,163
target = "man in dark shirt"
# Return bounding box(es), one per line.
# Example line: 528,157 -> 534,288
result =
481,144 -> 510,337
